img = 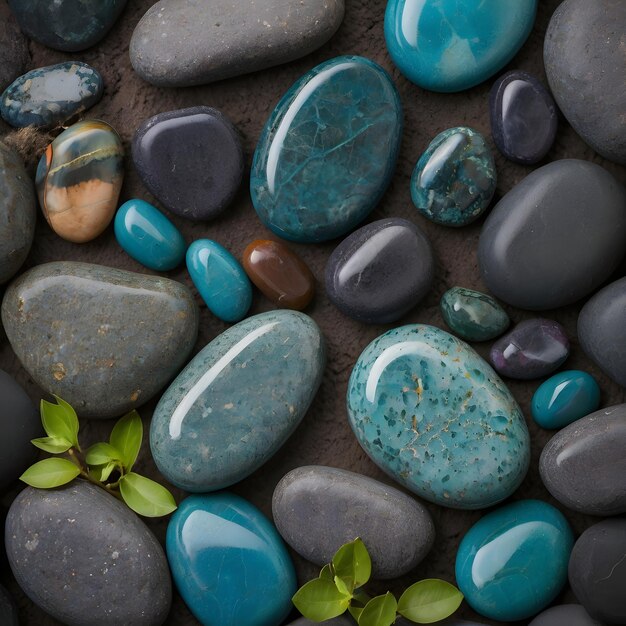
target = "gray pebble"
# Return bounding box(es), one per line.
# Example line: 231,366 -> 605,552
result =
0,584 -> 18,626
529,604 -> 603,626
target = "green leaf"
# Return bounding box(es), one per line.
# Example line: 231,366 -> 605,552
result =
40,397 -> 79,448
20,458 -> 80,488
292,578 -> 351,622
348,605 -> 364,622
119,472 -> 177,517
31,436 -> 72,454
85,442 -> 122,467
358,593 -> 397,626
319,564 -> 334,582
332,538 -> 372,591
89,461 -> 118,482
110,410 -> 143,471
397,579 -> 463,624
334,576 -> 351,598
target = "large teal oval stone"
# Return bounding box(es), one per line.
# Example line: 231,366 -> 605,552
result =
384,0 -> 538,92
455,499 -> 574,621
251,55 -> 402,243
167,492 -> 296,626
150,310 -> 325,491
347,324 -> 530,509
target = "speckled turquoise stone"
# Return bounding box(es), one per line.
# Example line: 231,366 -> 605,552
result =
384,0 -> 538,92
456,499 -> 574,621
411,127 -> 497,227
346,324 -> 530,509
531,370 -> 601,430
150,310 -> 325,492
167,492 -> 296,626
251,55 -> 402,243
440,287 -> 509,342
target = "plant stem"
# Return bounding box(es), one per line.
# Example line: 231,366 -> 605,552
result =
66,448 -> 123,501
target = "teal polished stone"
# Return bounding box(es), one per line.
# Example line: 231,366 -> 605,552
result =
150,310 -> 325,491
114,199 -> 186,271
531,370 -> 601,430
411,127 -> 497,227
440,287 -> 509,342
167,492 -> 296,626
456,499 -> 574,621
186,239 -> 252,322
251,55 -> 402,243
346,324 -> 530,509
384,0 -> 537,92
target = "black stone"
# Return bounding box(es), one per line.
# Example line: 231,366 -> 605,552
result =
0,584 -> 18,626
0,3 -> 29,92
529,604 -> 603,626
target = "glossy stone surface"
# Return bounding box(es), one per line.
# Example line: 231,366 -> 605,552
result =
529,605 -> 603,626
130,0 -> 344,87
440,287 -> 509,342
479,159 -> 626,310
0,142 -> 36,284
167,492 -> 296,626
251,56 -> 402,243
0,585 -> 18,626
114,199 -> 186,271
242,239 -> 315,310
531,370 -> 600,430
325,218 -> 434,324
347,324 -> 530,509
490,319 -> 569,380
384,0 -> 537,92
411,127 -> 497,226
540,404 -> 626,516
132,107 -> 243,221
7,0 -> 128,52
6,480 -> 171,626
1,261 -> 198,419
272,465 -> 434,579
490,70 -> 557,165
578,277 -> 626,388
151,311 -> 325,491
186,239 -> 252,323
456,499 -> 574,621
1,62 -> 103,129
0,3 -> 29,92
569,519 -> 626,624
545,0 -> 626,164
36,120 -> 124,243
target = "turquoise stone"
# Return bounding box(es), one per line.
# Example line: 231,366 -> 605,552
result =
150,310 -> 325,491
531,370 -> 601,430
114,199 -> 186,271
346,324 -> 530,509
186,239 -> 252,322
411,127 -> 497,227
384,0 -> 538,92
455,499 -> 574,621
440,287 -> 509,342
251,55 -> 402,243
167,492 -> 296,626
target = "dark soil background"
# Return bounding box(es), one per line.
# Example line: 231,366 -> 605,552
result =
1,0 -> 625,624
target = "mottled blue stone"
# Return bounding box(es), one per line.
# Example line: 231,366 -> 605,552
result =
251,55 -> 402,243
384,0 -> 538,92
346,324 -> 530,509
150,310 -> 325,491
1,62 -> 103,129
531,370 -> 601,430
114,199 -> 186,271
411,127 -> 497,227
456,499 -> 574,621
186,239 -> 252,323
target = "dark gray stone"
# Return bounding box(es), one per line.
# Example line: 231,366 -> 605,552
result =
0,583 -> 19,625
287,618 -> 354,626
130,0 -> 345,87
272,466 -> 434,580
544,0 -> 626,165
325,218 -> 435,324
529,604 -> 603,626
1,261 -> 199,419
5,480 -> 171,626
0,2 -> 29,92
478,159 -> 626,310
569,518 -> 626,624
540,404 -> 626,516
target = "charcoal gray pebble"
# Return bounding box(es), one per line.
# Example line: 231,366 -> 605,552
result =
0,584 -> 18,626
529,605 -> 603,626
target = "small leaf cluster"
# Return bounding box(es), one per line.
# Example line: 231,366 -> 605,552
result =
292,539 -> 463,626
20,396 -> 177,518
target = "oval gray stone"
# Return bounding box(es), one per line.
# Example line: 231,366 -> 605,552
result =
540,404 -> 626,516
478,159 -> 626,310
130,0 -> 345,87
1,261 -> 199,419
529,605 -> 603,626
6,480 -> 171,626
272,466 -> 434,579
